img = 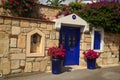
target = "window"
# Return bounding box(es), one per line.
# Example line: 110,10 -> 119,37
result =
30,33 -> 41,53
26,29 -> 45,57
91,28 -> 104,52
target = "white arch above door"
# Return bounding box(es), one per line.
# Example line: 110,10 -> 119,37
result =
53,13 -> 89,32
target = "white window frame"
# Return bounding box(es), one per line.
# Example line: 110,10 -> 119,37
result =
91,28 -> 104,52
26,29 -> 45,57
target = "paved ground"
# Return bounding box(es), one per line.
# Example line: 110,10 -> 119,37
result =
2,65 -> 120,80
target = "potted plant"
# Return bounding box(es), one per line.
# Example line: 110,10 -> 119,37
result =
83,49 -> 100,69
47,44 -> 66,74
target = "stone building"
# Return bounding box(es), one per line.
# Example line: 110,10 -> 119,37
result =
0,4 -> 120,78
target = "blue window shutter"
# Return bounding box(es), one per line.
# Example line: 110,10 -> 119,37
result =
94,31 -> 101,49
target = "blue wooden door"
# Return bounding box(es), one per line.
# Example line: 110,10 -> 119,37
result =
60,26 -> 80,66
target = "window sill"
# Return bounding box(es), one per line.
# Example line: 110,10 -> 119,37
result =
94,50 -> 104,53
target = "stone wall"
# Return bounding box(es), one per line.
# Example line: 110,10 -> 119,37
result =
0,4 -> 59,20
80,33 -> 120,67
39,5 -> 59,20
0,15 -> 59,76
0,15 -> 120,77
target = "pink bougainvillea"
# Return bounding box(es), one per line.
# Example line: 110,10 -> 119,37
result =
2,0 -> 37,17
83,49 -> 100,59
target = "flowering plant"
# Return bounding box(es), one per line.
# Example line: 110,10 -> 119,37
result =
47,44 -> 66,60
83,49 -> 100,59
2,0 -> 38,17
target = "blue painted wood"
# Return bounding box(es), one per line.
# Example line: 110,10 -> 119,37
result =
87,59 -> 96,69
52,58 -> 61,74
94,31 -> 101,49
60,26 -> 80,66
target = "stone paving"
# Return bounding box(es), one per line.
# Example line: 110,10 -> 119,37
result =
2,65 -> 120,80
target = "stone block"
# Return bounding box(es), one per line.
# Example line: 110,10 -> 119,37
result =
12,26 -> 20,35
80,51 -> 84,58
10,48 -> 22,53
111,55 -> 116,58
46,40 -> 59,48
100,53 -> 107,58
0,58 -> 2,70
32,62 -> 40,72
1,58 -> 10,75
11,60 -> 19,69
30,22 -> 38,27
0,7 -> 3,13
96,58 -> 102,65
11,69 -> 22,74
102,58 -> 107,65
45,34 -> 50,38
21,28 -> 32,33
84,34 -> 91,38
12,19 -> 19,26
24,62 -> 32,72
47,23 -> 53,30
56,32 -> 59,40
107,52 -> 112,58
81,43 -> 87,50
17,35 -> 26,48
84,37 -> 91,43
10,53 -> 25,60
42,30 -> 50,35
0,25 -> 11,31
4,18 -> 12,25
10,38 -> 17,47
80,58 -> 87,67
0,17 -> 3,24
20,60 -> 25,67
46,66 -> 51,71
40,60 -> 48,72
26,58 -> 35,62
20,20 -> 30,27
113,58 -> 119,63
107,58 -> 113,64
40,23 -> 47,29
111,46 -> 119,51
104,46 -> 110,52
23,49 -> 26,53
35,58 -> 42,61
0,32 -> 9,57
50,31 -> 56,39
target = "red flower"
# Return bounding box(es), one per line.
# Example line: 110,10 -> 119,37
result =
83,49 -> 100,59
2,0 -> 4,5
26,3 -> 30,7
9,0 -> 13,5
15,1 -> 20,5
47,44 -> 66,59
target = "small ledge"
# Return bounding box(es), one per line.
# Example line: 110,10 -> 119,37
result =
0,15 -> 54,23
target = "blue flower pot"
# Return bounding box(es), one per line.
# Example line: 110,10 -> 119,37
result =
52,58 -> 61,74
87,59 -> 96,69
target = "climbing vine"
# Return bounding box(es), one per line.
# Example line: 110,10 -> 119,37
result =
2,0 -> 39,18
56,1 -> 120,33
